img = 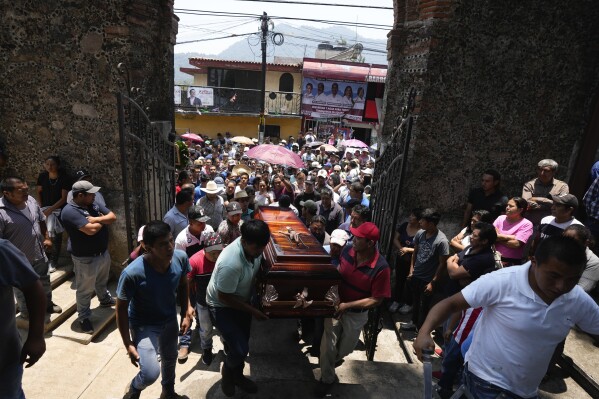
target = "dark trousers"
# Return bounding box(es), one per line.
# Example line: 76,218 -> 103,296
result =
210,307 -> 252,369
409,276 -> 432,328
394,254 -> 412,305
438,336 -> 463,391
50,232 -> 62,263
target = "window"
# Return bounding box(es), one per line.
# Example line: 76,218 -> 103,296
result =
265,125 -> 281,139
279,73 -> 294,92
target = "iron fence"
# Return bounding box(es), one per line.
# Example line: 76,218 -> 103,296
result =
176,85 -> 301,116
117,91 -> 176,253
362,88 -> 416,361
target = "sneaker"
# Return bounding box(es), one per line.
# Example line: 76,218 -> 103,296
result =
79,318 -> 94,334
400,321 -> 417,331
99,297 -> 116,307
123,381 -> 141,399
202,348 -> 213,366
47,301 -> 63,314
314,379 -> 336,398
178,346 -> 189,363
221,365 -> 236,397
159,388 -> 184,399
388,301 -> 400,313
432,370 -> 443,380
233,372 -> 258,394
48,261 -> 57,274
398,304 -> 413,314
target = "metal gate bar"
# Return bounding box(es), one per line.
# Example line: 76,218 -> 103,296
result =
363,88 -> 416,361
117,91 -> 176,253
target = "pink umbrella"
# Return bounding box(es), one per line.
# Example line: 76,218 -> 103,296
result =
340,139 -> 368,148
246,144 -> 304,169
180,133 -> 204,143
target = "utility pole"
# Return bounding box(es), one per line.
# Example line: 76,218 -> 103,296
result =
259,12 -> 269,143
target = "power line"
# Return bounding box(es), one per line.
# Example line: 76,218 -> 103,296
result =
174,9 -> 392,30
228,0 -> 392,10
176,32 -> 255,45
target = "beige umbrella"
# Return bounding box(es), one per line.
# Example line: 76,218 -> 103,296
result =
321,144 -> 338,152
231,136 -> 254,145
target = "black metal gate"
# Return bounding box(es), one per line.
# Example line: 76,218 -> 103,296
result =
362,88 -> 416,361
116,77 -> 176,253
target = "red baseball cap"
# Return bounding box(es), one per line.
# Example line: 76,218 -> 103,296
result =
350,222 -> 380,242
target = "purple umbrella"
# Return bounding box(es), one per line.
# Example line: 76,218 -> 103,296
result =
246,144 -> 305,169
180,133 -> 204,143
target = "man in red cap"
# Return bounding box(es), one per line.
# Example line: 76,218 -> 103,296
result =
316,222 -> 391,396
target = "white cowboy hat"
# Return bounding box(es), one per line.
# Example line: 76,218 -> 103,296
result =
200,181 -> 222,194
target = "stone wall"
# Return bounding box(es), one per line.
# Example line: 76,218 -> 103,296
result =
0,0 -> 178,270
383,0 -> 599,234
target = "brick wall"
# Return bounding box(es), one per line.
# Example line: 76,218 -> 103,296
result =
383,0 -> 599,235
0,0 -> 178,268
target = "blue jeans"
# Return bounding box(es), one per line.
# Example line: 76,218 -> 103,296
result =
13,258 -> 52,318
179,303 -> 214,350
463,364 -> 537,399
438,336 -> 463,390
0,362 -> 25,399
72,251 -> 112,321
210,306 -> 251,369
129,321 -> 179,392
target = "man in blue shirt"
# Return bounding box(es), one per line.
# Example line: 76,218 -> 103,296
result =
117,221 -> 193,399
0,240 -> 47,399
206,220 -> 271,397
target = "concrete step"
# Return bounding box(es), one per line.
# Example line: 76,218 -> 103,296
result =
560,328 -> 599,397
16,277 -> 77,333
51,282 -> 117,345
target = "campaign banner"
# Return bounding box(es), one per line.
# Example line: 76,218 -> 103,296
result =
301,78 -> 367,121
185,86 -> 214,107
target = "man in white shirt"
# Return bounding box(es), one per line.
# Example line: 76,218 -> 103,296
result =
326,83 -> 343,105
538,194 -> 583,241
414,236 -> 599,399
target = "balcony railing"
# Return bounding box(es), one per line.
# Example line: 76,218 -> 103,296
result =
175,85 -> 301,116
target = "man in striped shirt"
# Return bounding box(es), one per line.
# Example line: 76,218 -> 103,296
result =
0,176 -> 62,317
584,175 -> 599,254
316,222 -> 390,397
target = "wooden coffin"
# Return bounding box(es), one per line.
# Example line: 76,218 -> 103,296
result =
255,206 -> 341,318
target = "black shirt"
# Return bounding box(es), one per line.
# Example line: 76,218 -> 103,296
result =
60,201 -> 110,257
293,191 -> 321,217
467,188 -> 508,219
445,246 -> 496,297
36,172 -> 70,207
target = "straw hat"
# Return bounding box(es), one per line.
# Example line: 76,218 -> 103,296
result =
200,181 -> 222,194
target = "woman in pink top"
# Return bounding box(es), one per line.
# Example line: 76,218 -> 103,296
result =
493,197 -> 534,266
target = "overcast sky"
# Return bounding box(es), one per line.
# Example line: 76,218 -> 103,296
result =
174,0 -> 393,54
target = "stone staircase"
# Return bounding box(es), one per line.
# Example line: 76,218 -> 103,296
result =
16,255 -> 116,344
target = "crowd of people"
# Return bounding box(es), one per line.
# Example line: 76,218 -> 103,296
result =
3,132 -> 599,399
149,131 -> 381,398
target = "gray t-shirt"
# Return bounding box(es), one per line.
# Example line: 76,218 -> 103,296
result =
412,229 -> 450,282
579,247 -> 599,293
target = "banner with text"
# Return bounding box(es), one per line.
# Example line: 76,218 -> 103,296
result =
300,78 -> 367,121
